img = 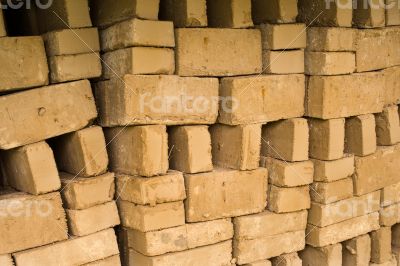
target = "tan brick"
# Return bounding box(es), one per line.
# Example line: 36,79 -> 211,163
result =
386,0 -> 400,25
380,202 -> 400,226
211,124 -> 261,170
383,66 -> 400,106
100,18 -> 174,52
345,114 -> 377,156
381,182 -> 400,207
387,27 -> 400,67
305,51 -> 355,75
160,0 -> 207,27
83,255 -> 121,266
252,0 -> 298,24
95,75 -> 219,126
306,72 -> 385,119
371,227 -> 392,263
375,106 -> 400,146
0,80 -> 97,150
342,234 -> 371,266
0,254 -> 13,266
61,172 -> 115,210
263,49 -> 304,74
310,178 -> 353,204
185,168 -> 267,222
0,9 -> 6,37
169,126 -> 213,174
306,27 -> 355,52
353,0 -> 385,28
271,253 -> 301,266
260,23 -> 306,50
207,0 -> 253,28
299,244 -> 341,266
298,0 -> 352,27
186,218 -> 234,248
104,125 -> 168,177
268,185 -> 310,213
1,142 -> 60,195
312,155 -> 354,182
175,28 -> 261,76
392,223 -> 400,247
244,261 -> 271,266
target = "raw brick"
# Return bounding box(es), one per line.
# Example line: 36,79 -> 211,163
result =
95,75 -> 219,126
175,28 -> 261,76
207,0 -> 253,28
381,182 -> 400,207
252,0 -> 298,24
211,124 -> 262,170
268,185 -> 310,213
298,0 -> 352,27
0,255 -> 13,266
260,23 -> 306,50
353,0 -> 385,28
306,27 -> 355,52
271,253 -> 302,266
244,261 -> 271,266
160,0 -> 208,27
383,66 -> 400,106
299,244 -> 342,266
1,141 -> 60,195
342,234 -> 371,266
311,155 -> 354,182
84,255 -> 121,266
371,227 -> 392,263
387,27 -> 400,67
310,178 -> 353,204
104,125 -> 168,177
386,0 -> 400,25
263,49 -> 304,74
0,9 -> 6,37
370,255 -> 397,266
380,202 -> 400,226
186,218 -> 234,248
185,168 -> 267,222
375,106 -> 400,146
168,126 -> 213,174
305,51 -> 355,75
345,114 -> 377,156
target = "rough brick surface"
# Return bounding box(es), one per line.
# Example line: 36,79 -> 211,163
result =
381,182 -> 400,207
0,254 -> 13,266
207,0 -> 253,28
370,227 -> 392,264
342,234 -> 371,266
311,155 -> 354,182
383,66 -> 400,106
252,0 -> 298,24
263,50 -> 304,74
380,202 -> 400,226
298,0 -> 352,27
353,0 -> 385,28
375,106 -> 400,146
260,23 -> 306,50
299,244 -> 342,266
310,178 -> 353,204
160,0 -> 208,27
268,185 -> 310,213
386,0 -> 400,25
271,253 -> 302,266
305,51 -> 355,75
345,114 -> 377,156
306,27 -> 355,52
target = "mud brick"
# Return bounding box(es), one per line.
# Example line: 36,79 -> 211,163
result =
263,49 -> 304,74
305,51 -> 355,75
353,0 -> 385,28
207,0 -> 253,28
160,0 -> 207,27
268,185 -> 310,213
245,261 -> 271,266
104,125 -> 168,177
1,142 -> 60,195
342,234 -> 371,266
312,155 -> 354,182
300,244 -> 341,266
310,178 -> 353,204
252,0 -> 298,24
175,28 -> 261,76
380,203 -> 400,226
186,218 -> 234,248
345,114 -> 377,156
375,106 -> 400,146
306,27 -> 355,52
211,124 -> 262,170
370,256 -> 397,266
262,118 -> 309,162
392,224 -> 400,247
95,75 -> 219,126
0,9 -> 6,37
0,192 -> 68,254
61,172 -> 115,210
84,255 -> 121,266
306,72 -> 385,119
0,255 -> 12,266
383,66 -> 400,106
309,118 -> 345,161
381,182 -> 400,207
168,126 -> 213,174
260,23 -> 306,50
298,0 -> 352,27
387,27 -> 400,67
185,168 -> 267,222
271,253 -> 301,266
116,171 -> 185,206
386,0 -> 400,25
100,19 -> 174,52
371,227 -> 392,263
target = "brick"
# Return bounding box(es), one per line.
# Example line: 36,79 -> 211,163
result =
299,244 -> 342,266
311,155 -> 354,182
263,49 -> 304,74
244,261 -> 271,266
371,227 -> 392,263
380,202 -> 400,226
306,212 -> 380,247
211,124 -> 261,170
185,168 -> 267,222
186,218 -> 234,248
160,0 -> 207,27
383,66 -> 400,106
342,234 -> 371,266
381,182 -> 400,207
1,141 -> 60,195
260,23 -> 306,50
310,178 -> 353,204
309,118 -> 345,161
61,172 -> 115,210
353,0 -> 385,28
262,118 -> 309,162
100,19 -> 174,52
116,171 -> 185,206
42,28 -> 99,56
0,255 -> 13,266
0,36 -> 48,92
261,157 -> 313,187
84,255 -> 121,266
386,0 -> 400,25
104,125 -> 168,177
0,192 -> 68,254
271,253 -> 301,266
268,185 -> 310,213
306,72 -> 385,119
175,28 -> 261,76
14,229 -> 119,266
345,114 -> 377,156
219,74 -> 305,125
207,0 -> 253,28
392,224 -> 400,247
0,9 -> 6,37
305,51 -> 355,75
306,27 -> 355,52
298,0 -> 352,27
95,75 -> 219,126
168,126 -> 213,174
370,256 -> 397,266
375,106 -> 400,146
252,0 -> 298,24
387,27 -> 400,67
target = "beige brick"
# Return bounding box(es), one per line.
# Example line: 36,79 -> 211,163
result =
1,142 -> 60,195
252,0 -> 298,24
342,234 -> 371,266
306,72 -> 385,119
353,0 -> 385,28
381,182 -> 400,207
160,0 -> 207,27
263,49 -> 304,74
95,75 -> 219,126
244,261 -> 271,266
298,0 -> 352,27
305,51 -> 355,75
104,125 -> 168,177
169,126 -> 213,174
211,124 -> 261,170
14,229 -> 119,266
0,9 -> 5,37
310,178 -> 353,204
386,0 -> 400,25
392,223 -> 400,247
345,114 -> 377,156
207,0 -> 253,28
268,185 -> 310,213
0,80 -> 97,150
371,227 -> 392,263
0,192 -> 68,254
375,106 -> 400,146
185,168 -> 267,222
380,202 -> 400,226
306,27 -> 355,52
299,244 -> 341,266
175,28 -> 261,76
61,172 -> 115,210
387,27 -> 400,67
100,18 -> 174,52
186,218 -> 234,248
83,255 -> 121,266
116,171 -> 185,206
383,66 -> 400,106
0,254 -> 13,266
312,155 -> 354,182
260,23 -> 306,50
271,253 -> 301,266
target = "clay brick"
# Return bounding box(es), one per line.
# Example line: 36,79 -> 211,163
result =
0,9 -> 6,37
375,106 -> 400,146
371,227 -> 392,263
207,0 -> 253,28
260,23 -> 306,50
305,51 -> 355,75
353,0 -> 385,28
0,37 -> 48,92
268,185 -> 310,213
312,155 -> 354,182
160,0 -> 208,27
298,0 -> 352,27
299,244 -> 342,266
370,255 -> 397,266
309,118 -> 345,161
262,118 -> 309,162
271,253 -> 302,266
186,218 -> 234,248
0,192 -> 68,254
263,49 -> 304,74
380,202 -> 400,226
383,66 -> 400,106
185,168 -> 267,222
261,157 -> 313,187
392,224 -> 400,247
84,255 -> 121,266
61,172 -> 115,210
342,234 -> 371,266
306,72 -> 385,119
387,27 -> 400,67
175,28 -> 261,76
0,255 -> 13,266
169,126 -> 213,174
386,0 -> 400,25
310,178 -> 353,204
345,114 -> 377,156
252,0 -> 298,24
100,19 -> 174,52
381,182 -> 400,207
306,27 -> 355,52
1,142 -> 60,195
42,28 -> 99,56
95,75 -> 219,126
104,125 -> 168,177
116,171 -> 185,206
118,201 -> 185,232
14,229 -> 119,266
244,261 -> 271,266
211,124 -> 262,170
